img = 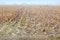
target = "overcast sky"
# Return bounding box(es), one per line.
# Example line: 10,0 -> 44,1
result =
0,0 -> 60,5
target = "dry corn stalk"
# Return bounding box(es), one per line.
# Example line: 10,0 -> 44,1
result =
25,13 -> 30,32
20,12 -> 26,27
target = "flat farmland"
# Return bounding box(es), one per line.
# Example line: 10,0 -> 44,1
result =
0,6 -> 60,40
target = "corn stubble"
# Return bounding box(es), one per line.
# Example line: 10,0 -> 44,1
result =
0,6 -> 60,40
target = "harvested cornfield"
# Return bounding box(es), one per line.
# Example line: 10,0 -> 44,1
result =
0,6 -> 60,40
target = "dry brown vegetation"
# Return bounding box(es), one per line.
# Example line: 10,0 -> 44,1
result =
0,6 -> 60,40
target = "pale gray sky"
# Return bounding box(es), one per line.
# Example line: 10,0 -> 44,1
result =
0,0 -> 60,5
